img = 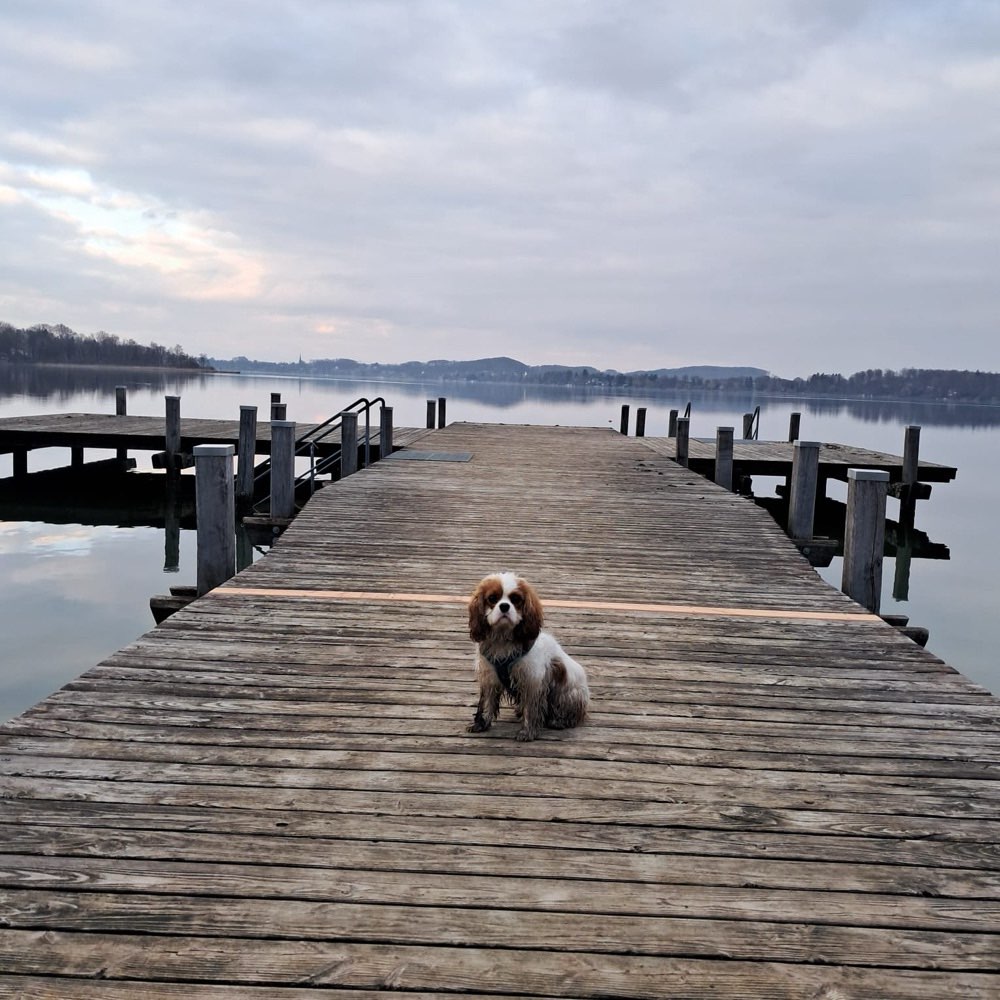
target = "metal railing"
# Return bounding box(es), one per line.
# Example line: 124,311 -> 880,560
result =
251,395 -> 386,512
744,405 -> 760,440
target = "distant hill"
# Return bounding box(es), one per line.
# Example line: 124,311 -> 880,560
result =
216,354 -> 767,385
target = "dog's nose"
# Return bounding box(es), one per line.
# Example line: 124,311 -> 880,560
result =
498,601 -> 510,613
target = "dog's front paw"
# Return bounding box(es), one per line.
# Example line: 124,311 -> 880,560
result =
514,728 -> 537,742
467,718 -> 490,733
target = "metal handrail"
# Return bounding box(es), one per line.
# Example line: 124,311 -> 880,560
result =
250,395 -> 386,512
745,405 -> 760,440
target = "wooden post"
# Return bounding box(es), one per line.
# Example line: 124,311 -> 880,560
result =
271,402 -> 287,421
438,397 -> 447,428
675,417 -> 690,467
71,446 -> 84,467
270,393 -> 282,421
165,396 -> 181,469
842,468 -> 889,613
619,404 -> 630,435
902,425 -> 920,485
194,444 -> 235,596
714,427 -> 734,490
426,400 -> 436,429
787,441 -> 820,540
269,419 -> 296,519
635,408 -> 647,437
380,405 -> 394,458
236,405 -> 258,508
13,448 -> 28,478
115,387 -> 128,460
668,409 -> 678,437
341,411 -> 358,478
742,413 -> 754,439
788,412 -> 801,443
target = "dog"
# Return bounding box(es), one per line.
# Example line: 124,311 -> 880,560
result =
466,572 -> 589,741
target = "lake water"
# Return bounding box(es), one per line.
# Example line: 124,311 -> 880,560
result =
1,365 -> 997,721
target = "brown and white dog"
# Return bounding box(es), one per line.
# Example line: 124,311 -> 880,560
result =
466,572 -> 589,741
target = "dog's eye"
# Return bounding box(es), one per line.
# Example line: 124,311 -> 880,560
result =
510,593 -> 524,607
486,593 -> 499,606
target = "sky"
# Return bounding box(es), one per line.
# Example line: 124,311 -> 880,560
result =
1,1 -> 998,378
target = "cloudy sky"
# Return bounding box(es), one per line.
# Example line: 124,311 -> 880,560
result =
1,1 -> 998,377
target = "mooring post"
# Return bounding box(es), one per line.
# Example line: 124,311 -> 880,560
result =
115,386 -> 128,460
13,448 -> 27,478
380,405 -> 394,458
635,407 -> 647,437
271,402 -> 287,421
426,399 -> 436,429
236,405 -> 258,509
341,410 -> 359,478
165,395 -> 181,469
270,393 -> 282,420
742,413 -> 755,440
619,404 -> 630,435
842,468 -> 889,613
194,444 -> 235,596
270,419 -> 296,519
668,409 -> 678,437
675,417 -> 690,467
714,427 -> 734,490
788,412 -> 801,443
71,446 -> 84,467
900,425 -> 921,528
438,397 -> 447,428
787,441 -> 821,540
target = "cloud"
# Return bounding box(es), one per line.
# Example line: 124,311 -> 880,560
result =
0,1 -> 998,374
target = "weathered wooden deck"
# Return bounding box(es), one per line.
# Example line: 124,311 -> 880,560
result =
0,412 -> 391,458
1,422 -> 998,997
644,435 -> 958,483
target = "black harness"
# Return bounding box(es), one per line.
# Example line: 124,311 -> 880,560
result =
484,644 -> 532,695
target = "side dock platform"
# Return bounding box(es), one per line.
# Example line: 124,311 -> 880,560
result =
1,422 -> 997,997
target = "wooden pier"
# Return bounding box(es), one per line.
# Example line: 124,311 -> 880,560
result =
1,423 -> 998,997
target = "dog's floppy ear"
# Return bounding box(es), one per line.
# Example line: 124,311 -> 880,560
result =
515,577 -> 543,642
468,582 -> 490,642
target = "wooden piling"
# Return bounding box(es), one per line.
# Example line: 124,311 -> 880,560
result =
788,441 -> 821,541
270,393 -> 282,421
438,397 -> 447,429
194,444 -> 235,596
668,409 -> 678,437
742,413 -> 755,439
341,411 -> 359,478
271,402 -> 287,422
165,396 -> 181,468
426,400 -> 436,429
714,427 -> 734,490
842,468 -> 889,613
115,387 -> 128,459
236,406 -> 258,509
788,412 -> 801,443
13,448 -> 27,478
635,407 -> 647,437
269,420 -> 296,519
619,404 -> 630,435
675,417 -> 690,467
379,405 -> 394,458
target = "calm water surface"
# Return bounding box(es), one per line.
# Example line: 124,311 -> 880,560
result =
1,365 -> 997,720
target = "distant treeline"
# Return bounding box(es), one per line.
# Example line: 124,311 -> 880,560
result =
755,369 -> 1000,404
0,323 -> 210,370
220,351 -> 1000,404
